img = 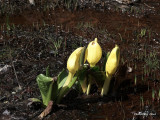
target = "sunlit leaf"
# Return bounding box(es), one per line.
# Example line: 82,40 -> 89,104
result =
36,74 -> 57,106
57,69 -> 68,89
68,75 -> 78,88
28,98 -> 42,103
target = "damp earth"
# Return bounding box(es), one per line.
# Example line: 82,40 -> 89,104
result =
1,0 -> 160,120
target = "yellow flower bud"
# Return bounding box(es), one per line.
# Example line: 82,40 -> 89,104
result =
61,47 -> 88,98
105,45 -> 120,75
67,47 -> 83,74
87,38 -> 102,67
101,45 -> 120,96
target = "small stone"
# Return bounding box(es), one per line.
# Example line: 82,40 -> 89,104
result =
0,65 -> 11,75
12,92 -> 16,95
28,0 -> 35,5
3,110 -> 10,115
127,67 -> 133,73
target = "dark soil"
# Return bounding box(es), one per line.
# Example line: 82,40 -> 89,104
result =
1,0 -> 160,120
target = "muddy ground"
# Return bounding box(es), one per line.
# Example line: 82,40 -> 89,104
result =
0,0 -> 160,120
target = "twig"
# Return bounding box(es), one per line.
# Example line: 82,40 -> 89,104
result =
9,47 -> 22,89
38,101 -> 53,119
144,3 -> 154,9
12,60 -> 21,89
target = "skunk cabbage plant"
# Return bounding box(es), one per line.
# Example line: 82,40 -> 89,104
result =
36,37 -> 120,109
86,38 -> 102,95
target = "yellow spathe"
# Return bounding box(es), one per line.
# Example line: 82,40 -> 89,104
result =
101,45 -> 120,96
87,38 -> 102,67
67,47 -> 83,74
105,45 -> 120,75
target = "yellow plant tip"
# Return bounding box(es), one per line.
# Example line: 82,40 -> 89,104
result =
94,38 -> 98,42
91,38 -> 98,45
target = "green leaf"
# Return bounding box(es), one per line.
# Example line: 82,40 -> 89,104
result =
93,71 -> 106,88
77,67 -> 88,93
46,65 -> 50,77
36,74 -> 58,106
57,69 -> 68,89
68,75 -> 78,88
106,51 -> 111,62
103,52 -> 110,71
79,46 -> 87,68
28,98 -> 42,103
56,74 -> 78,104
77,67 -> 87,80
37,74 -> 53,82
89,70 -> 106,88
89,65 -> 99,72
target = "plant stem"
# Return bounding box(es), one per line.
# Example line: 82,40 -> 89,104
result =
101,73 -> 111,96
80,77 -> 87,93
86,64 -> 95,95
87,81 -> 91,95
86,75 -> 92,95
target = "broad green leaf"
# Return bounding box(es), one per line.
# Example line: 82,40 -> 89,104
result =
36,74 -> 57,106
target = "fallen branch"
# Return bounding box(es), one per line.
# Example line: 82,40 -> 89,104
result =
38,101 -> 53,119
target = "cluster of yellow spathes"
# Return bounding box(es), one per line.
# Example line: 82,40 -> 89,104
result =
64,38 -> 120,96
